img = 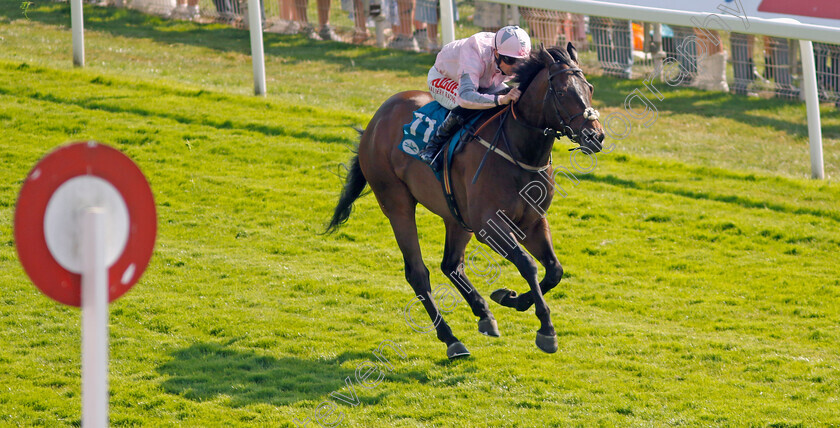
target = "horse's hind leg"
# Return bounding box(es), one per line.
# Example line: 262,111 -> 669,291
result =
491,217 -> 563,313
375,189 -> 469,359
440,221 -> 499,337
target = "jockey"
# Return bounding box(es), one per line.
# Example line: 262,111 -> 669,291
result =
418,25 -> 532,171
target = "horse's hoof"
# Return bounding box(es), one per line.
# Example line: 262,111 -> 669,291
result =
535,332 -> 558,354
478,317 -> 500,337
446,341 -> 470,359
490,288 -> 516,307
491,289 -> 531,311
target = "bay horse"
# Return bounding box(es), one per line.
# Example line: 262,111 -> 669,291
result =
326,44 -> 605,359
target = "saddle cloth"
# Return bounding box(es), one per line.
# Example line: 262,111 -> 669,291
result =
399,101 -> 480,180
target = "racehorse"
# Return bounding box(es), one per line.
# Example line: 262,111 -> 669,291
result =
326,44 -> 605,359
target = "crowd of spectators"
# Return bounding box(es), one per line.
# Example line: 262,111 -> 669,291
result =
150,0 -> 840,104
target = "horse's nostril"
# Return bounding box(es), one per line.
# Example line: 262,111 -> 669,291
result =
581,129 -> 604,147
579,130 -> 605,153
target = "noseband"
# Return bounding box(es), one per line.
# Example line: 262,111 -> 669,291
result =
512,62 -> 600,141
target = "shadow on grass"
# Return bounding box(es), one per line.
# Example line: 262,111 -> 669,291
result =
1,2 -> 433,76
157,341 -> 429,407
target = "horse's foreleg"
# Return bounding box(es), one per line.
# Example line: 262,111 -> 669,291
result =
477,223 -> 557,354
441,222 -> 499,337
491,218 -> 563,312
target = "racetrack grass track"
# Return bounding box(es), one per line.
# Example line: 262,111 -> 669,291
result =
1,3 -> 839,427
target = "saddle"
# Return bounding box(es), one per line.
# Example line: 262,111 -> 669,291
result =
399,101 -> 488,231
398,101 -> 478,181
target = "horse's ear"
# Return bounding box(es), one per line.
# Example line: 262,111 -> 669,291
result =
567,42 -> 578,64
539,43 -> 554,67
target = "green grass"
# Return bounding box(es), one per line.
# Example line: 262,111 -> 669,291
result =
1,3 -> 839,427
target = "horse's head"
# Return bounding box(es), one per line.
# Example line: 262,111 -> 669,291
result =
516,43 -> 606,154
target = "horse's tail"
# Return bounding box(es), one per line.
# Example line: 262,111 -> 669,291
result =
324,152 -> 368,234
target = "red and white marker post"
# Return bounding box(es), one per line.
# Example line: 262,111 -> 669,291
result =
15,141 -> 157,427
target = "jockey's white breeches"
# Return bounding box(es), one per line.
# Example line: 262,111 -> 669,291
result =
427,66 -> 459,110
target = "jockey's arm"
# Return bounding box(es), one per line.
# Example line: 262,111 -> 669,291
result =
455,73 -> 503,110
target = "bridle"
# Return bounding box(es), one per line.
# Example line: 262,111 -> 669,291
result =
511,61 -> 600,142
466,57 -> 602,182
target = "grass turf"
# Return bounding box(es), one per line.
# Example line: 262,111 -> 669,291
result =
0,3 -> 839,427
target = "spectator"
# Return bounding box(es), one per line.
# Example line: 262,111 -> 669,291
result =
692,28 -> 728,92
569,14 -> 586,49
520,11 -> 583,49
472,1 -> 515,33
590,17 -> 633,79
387,0 -> 419,51
280,0 -> 303,32
413,0 -> 456,52
342,0 -> 370,44
315,0 -> 340,41
520,7 -> 562,47
283,0 -> 339,40
413,9 -> 434,51
171,0 -> 200,20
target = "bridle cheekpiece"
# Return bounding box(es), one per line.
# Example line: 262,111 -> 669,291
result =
542,63 -> 600,141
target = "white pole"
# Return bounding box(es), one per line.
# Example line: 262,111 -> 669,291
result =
70,0 -> 85,67
439,0 -> 456,46
368,0 -> 385,47
798,40 -> 824,179
247,0 -> 267,96
375,18 -> 386,48
81,208 -> 108,427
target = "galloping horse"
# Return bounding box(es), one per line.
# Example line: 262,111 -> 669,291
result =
326,44 -> 605,358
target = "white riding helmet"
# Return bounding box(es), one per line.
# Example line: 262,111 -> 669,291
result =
494,26 -> 532,58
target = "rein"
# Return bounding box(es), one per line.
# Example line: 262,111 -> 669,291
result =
468,106 -> 552,184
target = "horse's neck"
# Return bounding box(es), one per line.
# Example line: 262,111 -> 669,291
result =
505,80 -> 555,167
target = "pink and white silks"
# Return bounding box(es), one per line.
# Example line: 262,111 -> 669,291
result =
426,32 -> 512,111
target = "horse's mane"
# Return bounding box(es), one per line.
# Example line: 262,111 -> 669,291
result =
513,47 -> 573,94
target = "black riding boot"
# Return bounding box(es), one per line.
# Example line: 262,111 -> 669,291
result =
418,111 -> 465,171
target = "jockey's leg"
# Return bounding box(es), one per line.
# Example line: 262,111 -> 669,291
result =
418,106 -> 468,171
